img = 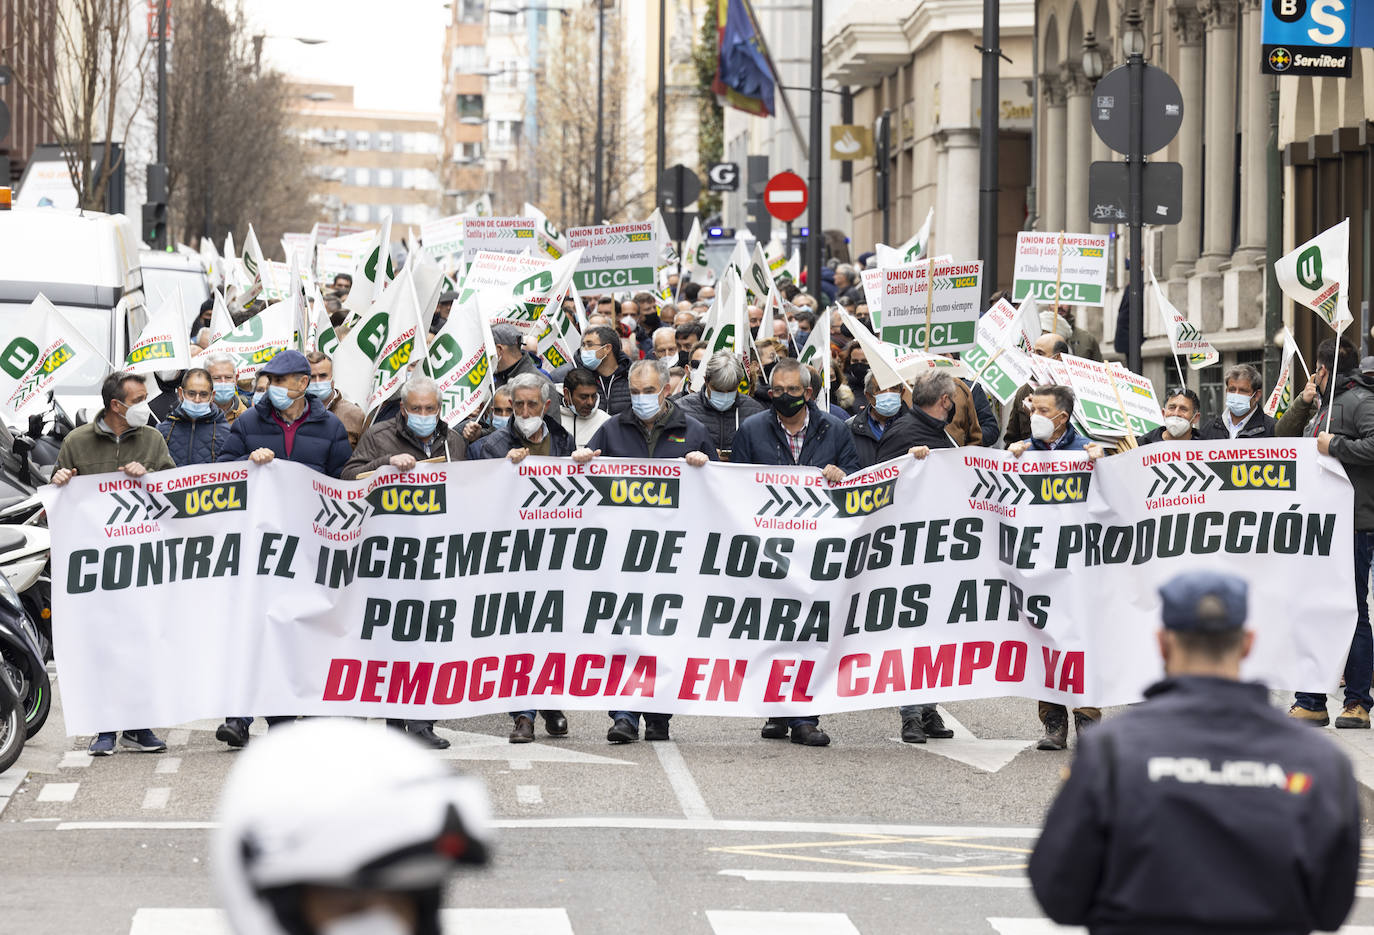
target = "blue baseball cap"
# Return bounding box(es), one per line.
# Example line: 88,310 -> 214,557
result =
1158,571 -> 1248,632
259,349 -> 310,376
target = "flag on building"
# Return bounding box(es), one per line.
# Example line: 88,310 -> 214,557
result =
713,0 -> 773,117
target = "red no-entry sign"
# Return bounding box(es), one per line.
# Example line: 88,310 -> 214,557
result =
764,171 -> 808,223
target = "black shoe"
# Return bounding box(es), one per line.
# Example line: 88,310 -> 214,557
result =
1072,711 -> 1100,735
1037,711 -> 1069,751
644,719 -> 670,742
410,724 -> 450,750
922,708 -> 954,739
607,717 -> 638,744
509,716 -> 535,744
541,710 -> 568,736
790,723 -> 830,747
215,718 -> 249,749
761,717 -> 789,739
900,717 -> 927,744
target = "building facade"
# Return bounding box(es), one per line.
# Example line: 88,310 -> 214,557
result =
289,83 -> 442,228
440,0 -> 489,211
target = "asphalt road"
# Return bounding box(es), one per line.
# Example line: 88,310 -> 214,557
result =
4,682 -> 1374,935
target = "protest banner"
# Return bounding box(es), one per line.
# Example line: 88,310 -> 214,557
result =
567,222 -> 658,292
461,217 -> 538,273
1060,354 -> 1165,438
316,245 -> 358,282
961,298 -> 1039,404
1013,232 -> 1109,306
877,261 -> 982,352
469,250 -> 581,337
42,441 -> 1353,734
420,215 -> 464,267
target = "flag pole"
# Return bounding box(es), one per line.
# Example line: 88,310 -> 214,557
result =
923,257 -> 934,353
1106,367 -> 1138,448
1053,230 -> 1065,320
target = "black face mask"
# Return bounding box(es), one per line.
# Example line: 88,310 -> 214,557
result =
771,392 -> 807,417
676,350 -> 690,368
849,362 -> 869,383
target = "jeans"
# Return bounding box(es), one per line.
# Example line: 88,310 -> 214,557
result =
609,711 -> 671,727
1296,530 -> 1374,712
898,704 -> 937,720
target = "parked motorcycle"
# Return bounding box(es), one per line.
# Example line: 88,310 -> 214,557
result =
0,664 -> 24,774
0,565 -> 49,738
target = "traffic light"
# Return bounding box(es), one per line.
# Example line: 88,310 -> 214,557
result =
745,198 -> 770,242
142,202 -> 167,250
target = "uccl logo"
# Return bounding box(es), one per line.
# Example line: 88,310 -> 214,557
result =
830,478 -> 895,517
1208,460 -> 1297,491
587,476 -> 679,508
165,481 -> 247,518
365,484 -> 446,515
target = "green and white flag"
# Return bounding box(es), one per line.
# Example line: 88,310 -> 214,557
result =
424,302 -> 493,427
795,314 -> 832,410
1150,271 -> 1218,369
204,302 -> 295,382
0,294 -> 111,416
962,298 -> 1040,405
1264,327 -> 1301,419
344,216 -> 395,317
125,287 -> 193,374
203,289 -> 235,347
690,266 -> 753,392
332,253 -> 439,413
462,193 -> 493,218
1275,217 -> 1352,333
682,217 -> 710,284
839,308 -> 970,390
877,207 -> 933,267
523,202 -> 568,260
744,241 -> 774,303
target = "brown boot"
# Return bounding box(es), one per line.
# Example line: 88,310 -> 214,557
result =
1288,704 -> 1330,727
1037,707 -> 1068,751
1335,704 -> 1370,729
508,715 -> 535,743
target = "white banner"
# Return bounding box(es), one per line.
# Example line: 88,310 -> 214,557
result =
961,298 -> 1039,404
420,214 -> 464,266
877,261 -> 982,352
43,442 -> 1354,734
1060,354 -> 1164,437
461,217 -> 538,272
567,222 -> 658,293
1012,232 -> 1109,307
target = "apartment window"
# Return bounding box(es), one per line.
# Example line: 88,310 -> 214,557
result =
377,169 -> 394,187
454,45 -> 484,73
378,132 -> 395,152
456,94 -> 484,122
491,119 -> 516,147
457,0 -> 484,23
354,131 -> 371,150
489,9 -> 522,32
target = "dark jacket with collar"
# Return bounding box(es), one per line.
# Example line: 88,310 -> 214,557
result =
731,401 -> 861,472
56,415 -> 176,476
217,396 -> 352,478
587,349 -> 633,416
341,414 -> 467,480
1278,371 -> 1374,529
493,351 -> 550,389
848,404 -> 953,468
1030,676 -> 1358,935
1196,409 -> 1278,440
586,399 -> 717,460
675,388 -> 766,457
157,404 -> 232,467
473,415 -> 576,460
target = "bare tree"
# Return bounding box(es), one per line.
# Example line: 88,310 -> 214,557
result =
8,0 -> 151,211
165,0 -> 315,248
533,5 -> 652,229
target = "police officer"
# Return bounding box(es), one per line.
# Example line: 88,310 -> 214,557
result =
1029,571 -> 1360,933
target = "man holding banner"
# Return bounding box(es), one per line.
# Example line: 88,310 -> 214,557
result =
52,371 -> 176,756
1197,364 -> 1277,441
1279,338 -> 1374,729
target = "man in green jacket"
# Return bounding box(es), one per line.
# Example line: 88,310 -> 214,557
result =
51,371 -> 176,757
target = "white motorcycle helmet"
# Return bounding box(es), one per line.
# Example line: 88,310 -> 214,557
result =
213,719 -> 492,935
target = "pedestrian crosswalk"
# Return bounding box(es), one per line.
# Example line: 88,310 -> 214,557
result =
121,909 -> 1374,935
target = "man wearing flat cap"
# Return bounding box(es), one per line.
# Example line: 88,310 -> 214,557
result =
1030,571 -> 1360,934
489,323 -> 550,390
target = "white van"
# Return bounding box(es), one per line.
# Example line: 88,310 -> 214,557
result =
0,208 -> 147,418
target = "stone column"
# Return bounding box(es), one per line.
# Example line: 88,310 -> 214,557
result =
1062,63 -> 1093,234
934,127 -> 981,261
1041,74 -> 1067,233
1168,3 -> 1205,279
1235,0 -> 1270,263
1199,0 -> 1238,271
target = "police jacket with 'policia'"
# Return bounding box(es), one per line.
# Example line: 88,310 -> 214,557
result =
1029,675 -> 1359,935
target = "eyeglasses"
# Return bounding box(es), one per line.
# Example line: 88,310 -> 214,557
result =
181,388 -> 212,401
767,386 -> 803,398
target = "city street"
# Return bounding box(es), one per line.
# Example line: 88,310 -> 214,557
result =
5,678 -> 1374,935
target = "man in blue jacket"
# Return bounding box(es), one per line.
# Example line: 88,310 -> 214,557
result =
215,349 -> 352,744
573,358 -> 716,744
731,357 -> 860,747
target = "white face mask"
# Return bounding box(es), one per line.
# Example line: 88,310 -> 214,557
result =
515,414 -> 544,437
1163,415 -> 1193,438
319,907 -> 411,935
1029,413 -> 1056,442
122,400 -> 152,429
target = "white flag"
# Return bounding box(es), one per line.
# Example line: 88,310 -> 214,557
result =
462,193 -> 493,218
204,302 -> 296,382
838,308 -> 969,390
682,217 -> 710,283
125,288 -> 193,375
331,255 -> 435,413
744,241 -> 773,302
877,207 -> 934,267
203,289 -> 235,347
424,302 -> 493,427
344,215 -> 394,317
690,266 -> 753,392
0,295 -> 112,416
199,238 -> 223,291
1150,272 -> 1219,368
1275,218 -> 1352,333
523,202 -> 567,260
1264,327 -> 1299,418
795,319 -> 832,411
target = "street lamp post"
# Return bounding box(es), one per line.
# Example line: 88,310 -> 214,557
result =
1122,10 -> 1146,377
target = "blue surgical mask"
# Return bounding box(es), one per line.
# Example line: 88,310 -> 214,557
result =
580,348 -> 602,369
181,399 -> 212,418
631,393 -> 661,420
491,414 -> 510,430
214,382 -> 237,403
308,380 -> 332,399
267,385 -> 295,410
406,413 -> 438,437
873,391 -> 901,417
708,389 -> 736,411
252,390 -> 267,406
1225,392 -> 1253,417
796,329 -> 810,344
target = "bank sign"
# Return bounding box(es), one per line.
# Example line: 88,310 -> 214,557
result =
1262,0 -> 1353,76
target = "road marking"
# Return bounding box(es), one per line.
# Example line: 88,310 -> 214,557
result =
37,782 -> 78,803
129,908 -> 574,935
707,911 -> 859,934
130,908 -> 229,934
142,787 -> 171,810
155,757 -> 181,775
516,784 -> 543,805
510,759 -> 532,770
653,740 -> 713,820
719,868 -> 1029,888
59,751 -> 91,768
435,729 -> 635,767
0,772 -> 25,817
165,729 -> 190,747
894,707 -> 1034,773
988,920 -> 1083,934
